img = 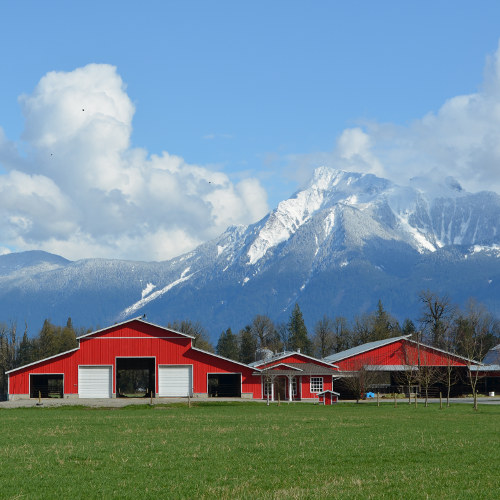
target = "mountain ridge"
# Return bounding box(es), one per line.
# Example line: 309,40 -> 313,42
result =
2,167 -> 500,338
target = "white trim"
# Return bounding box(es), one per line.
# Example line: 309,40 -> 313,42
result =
76,317 -> 195,340
6,347 -> 80,374
310,376 -> 323,393
191,346 -> 261,371
404,338 -> 481,365
29,373 -> 65,399
255,351 -> 339,369
78,365 -> 113,398
268,363 -> 303,371
206,372 -> 242,397
317,390 -> 340,396
327,335 -> 481,366
324,336 -> 412,363
80,336 -> 191,340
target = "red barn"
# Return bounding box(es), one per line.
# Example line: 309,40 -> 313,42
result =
323,335 -> 480,397
250,351 -> 339,402
7,318 -> 263,400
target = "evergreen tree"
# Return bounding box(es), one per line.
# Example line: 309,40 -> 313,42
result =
372,300 -> 399,340
401,318 -> 416,337
239,326 -> 257,364
16,328 -> 35,367
37,319 -> 57,359
59,317 -> 78,352
216,328 -> 239,360
288,304 -> 312,354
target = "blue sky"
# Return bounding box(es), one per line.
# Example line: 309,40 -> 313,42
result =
1,1 -> 500,260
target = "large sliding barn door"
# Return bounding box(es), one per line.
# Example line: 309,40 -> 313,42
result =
158,365 -> 192,397
78,366 -> 112,398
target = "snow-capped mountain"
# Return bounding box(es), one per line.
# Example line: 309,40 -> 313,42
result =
2,167 -> 500,338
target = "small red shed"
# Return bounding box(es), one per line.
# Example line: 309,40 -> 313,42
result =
317,390 -> 340,405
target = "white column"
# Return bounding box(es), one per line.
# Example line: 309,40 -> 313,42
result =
271,376 -> 275,402
288,376 -> 293,402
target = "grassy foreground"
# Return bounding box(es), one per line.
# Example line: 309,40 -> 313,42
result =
0,402 -> 499,499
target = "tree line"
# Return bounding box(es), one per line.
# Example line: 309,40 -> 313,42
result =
1,290 -> 499,398
211,293 -> 499,365
0,318 -> 85,397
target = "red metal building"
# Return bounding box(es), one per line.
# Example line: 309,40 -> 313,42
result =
7,318 -> 263,400
323,335 -> 480,397
250,352 -> 339,402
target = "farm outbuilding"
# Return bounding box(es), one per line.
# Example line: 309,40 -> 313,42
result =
323,335 -> 479,398
7,318 -> 263,400
250,351 -> 339,402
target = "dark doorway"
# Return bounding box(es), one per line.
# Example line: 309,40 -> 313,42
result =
208,374 -> 241,397
274,377 -> 287,401
116,358 -> 155,397
30,374 -> 63,398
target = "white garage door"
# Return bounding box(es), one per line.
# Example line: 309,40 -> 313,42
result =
158,365 -> 192,397
78,366 -> 112,398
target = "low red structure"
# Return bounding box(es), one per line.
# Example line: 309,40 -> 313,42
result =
324,335 -> 474,371
250,352 -> 339,402
323,335 -> 480,398
317,390 -> 339,405
7,318 -> 263,400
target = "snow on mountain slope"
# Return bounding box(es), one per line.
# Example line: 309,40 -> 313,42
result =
2,166 -> 500,337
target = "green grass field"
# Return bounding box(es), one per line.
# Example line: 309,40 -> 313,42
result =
0,402 -> 499,499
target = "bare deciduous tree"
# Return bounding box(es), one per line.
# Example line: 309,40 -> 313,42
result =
419,291 -> 455,349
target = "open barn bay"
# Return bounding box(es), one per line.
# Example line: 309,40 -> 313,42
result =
0,402 -> 499,499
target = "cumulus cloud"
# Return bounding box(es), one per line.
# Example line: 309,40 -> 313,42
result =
290,40 -> 500,194
0,64 -> 268,260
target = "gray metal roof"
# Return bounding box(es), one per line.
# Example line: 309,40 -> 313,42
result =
323,336 -> 410,363
470,364 -> 500,372
483,344 -> 500,365
253,350 -> 339,369
253,362 -> 338,377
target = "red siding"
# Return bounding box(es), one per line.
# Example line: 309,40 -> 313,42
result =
299,375 -> 333,399
8,321 -> 261,398
336,340 -> 469,371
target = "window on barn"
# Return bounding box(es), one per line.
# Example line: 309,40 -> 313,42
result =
292,378 -> 297,396
310,377 -> 323,393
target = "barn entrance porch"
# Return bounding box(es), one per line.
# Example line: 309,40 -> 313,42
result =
116,358 -> 155,397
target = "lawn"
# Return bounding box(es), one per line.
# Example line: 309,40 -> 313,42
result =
0,402 -> 499,499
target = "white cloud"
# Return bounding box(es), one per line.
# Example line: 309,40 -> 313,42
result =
289,40 -> 500,195
0,64 -> 269,260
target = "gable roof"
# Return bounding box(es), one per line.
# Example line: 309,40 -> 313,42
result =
190,346 -> 261,371
253,362 -> 337,377
323,336 -> 410,363
268,363 -> 303,371
6,346 -> 80,374
76,316 -> 195,340
254,351 -> 339,369
324,335 -> 480,366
